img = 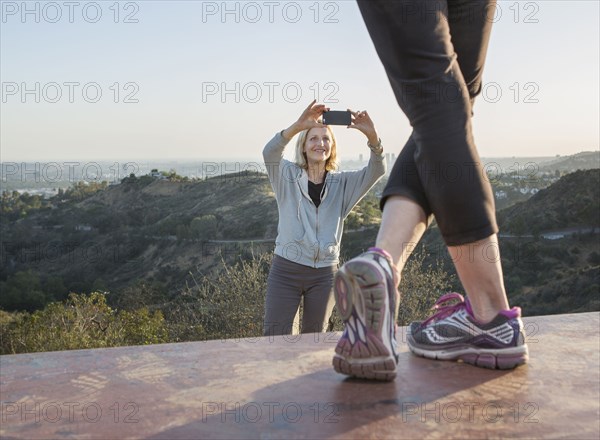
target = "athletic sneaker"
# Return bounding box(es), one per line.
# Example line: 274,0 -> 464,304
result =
332,247 -> 399,381
407,292 -> 528,369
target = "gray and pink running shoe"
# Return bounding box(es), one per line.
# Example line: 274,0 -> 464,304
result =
333,248 -> 399,381
407,292 -> 528,369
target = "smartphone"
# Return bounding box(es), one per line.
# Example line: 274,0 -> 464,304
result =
322,110 -> 351,126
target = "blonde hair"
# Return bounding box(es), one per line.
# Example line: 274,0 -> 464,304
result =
294,126 -> 339,171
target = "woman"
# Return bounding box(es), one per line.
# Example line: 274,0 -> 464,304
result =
262,100 -> 386,336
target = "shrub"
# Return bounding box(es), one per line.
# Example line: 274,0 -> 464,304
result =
0,292 -> 168,354
163,253 -> 271,342
1,251 -> 453,353
396,250 -> 456,326
166,250 -> 452,341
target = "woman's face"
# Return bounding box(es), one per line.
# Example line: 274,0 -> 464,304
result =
304,127 -> 332,165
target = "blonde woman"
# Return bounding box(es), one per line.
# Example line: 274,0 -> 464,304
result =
262,100 -> 386,336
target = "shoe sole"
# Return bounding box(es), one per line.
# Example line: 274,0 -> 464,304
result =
407,339 -> 529,370
333,260 -> 397,381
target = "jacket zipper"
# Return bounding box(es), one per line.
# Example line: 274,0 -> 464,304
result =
314,178 -> 327,267
314,207 -> 319,267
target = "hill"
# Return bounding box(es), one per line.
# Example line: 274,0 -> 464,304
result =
539,151 -> 600,172
0,172 -> 279,311
0,171 -> 384,312
1,167 -> 598,318
408,169 -> 600,317
497,169 -> 600,234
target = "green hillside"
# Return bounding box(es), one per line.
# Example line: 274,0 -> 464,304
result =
1,165 -> 599,354
1,167 -> 598,319
0,171 -> 383,313
1,172 -> 278,311
498,169 -> 600,234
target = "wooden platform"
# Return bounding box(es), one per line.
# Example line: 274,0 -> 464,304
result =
1,312 -> 599,439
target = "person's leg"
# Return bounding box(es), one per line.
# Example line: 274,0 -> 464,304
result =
378,133 -> 432,271
444,0 -> 510,322
449,236 -> 509,322
357,0 -> 498,245
263,255 -> 303,337
378,206 -> 510,323
360,0 -> 509,320
378,207 -> 512,324
336,145 -> 426,376
333,1 -> 462,380
376,196 -> 429,271
333,0 -> 527,374
300,266 -> 337,333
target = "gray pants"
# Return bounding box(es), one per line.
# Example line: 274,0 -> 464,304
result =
263,254 -> 337,336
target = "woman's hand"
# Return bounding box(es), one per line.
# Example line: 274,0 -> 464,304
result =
282,100 -> 327,140
348,109 -> 379,146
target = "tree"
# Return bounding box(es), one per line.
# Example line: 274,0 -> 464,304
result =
190,215 -> 218,241
0,270 -> 47,312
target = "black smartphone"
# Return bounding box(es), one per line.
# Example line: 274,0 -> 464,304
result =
322,110 -> 351,126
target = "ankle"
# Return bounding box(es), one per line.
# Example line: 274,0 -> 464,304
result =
469,301 -> 509,324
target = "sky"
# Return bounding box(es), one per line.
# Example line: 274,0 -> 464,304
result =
1,0 -> 599,163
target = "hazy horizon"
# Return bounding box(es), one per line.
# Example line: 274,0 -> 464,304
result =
2,150 -> 598,187
2,151 -> 598,164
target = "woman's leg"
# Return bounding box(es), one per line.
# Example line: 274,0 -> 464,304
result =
359,0 -> 509,321
444,0 -> 510,321
378,133 -> 432,272
263,255 -> 304,336
301,266 -> 337,333
376,196 -> 428,273
358,0 -> 498,245
333,0 -> 527,376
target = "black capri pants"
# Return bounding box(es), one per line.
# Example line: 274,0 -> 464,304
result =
358,0 -> 499,246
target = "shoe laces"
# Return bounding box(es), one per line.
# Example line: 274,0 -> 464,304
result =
420,292 -> 469,328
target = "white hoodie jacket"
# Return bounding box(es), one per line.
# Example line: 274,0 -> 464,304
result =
263,131 -> 386,268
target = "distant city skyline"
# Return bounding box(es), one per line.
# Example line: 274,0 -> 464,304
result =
1,1 -> 598,162
3,150 -> 596,184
